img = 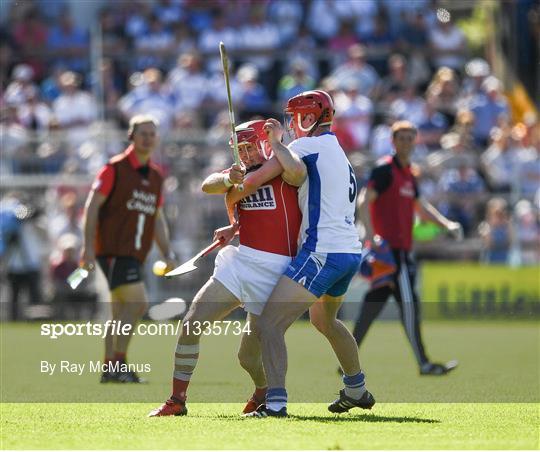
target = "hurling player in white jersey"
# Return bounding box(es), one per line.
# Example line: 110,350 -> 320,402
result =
148,120 -> 305,418
246,90 -> 375,417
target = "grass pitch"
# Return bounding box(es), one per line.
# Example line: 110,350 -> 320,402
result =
1,321 -> 538,449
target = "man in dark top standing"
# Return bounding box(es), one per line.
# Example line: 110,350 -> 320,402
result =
355,121 -> 462,375
81,115 -> 176,383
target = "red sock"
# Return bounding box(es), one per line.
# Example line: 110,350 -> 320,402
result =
104,356 -> 114,365
255,386 -> 267,401
172,378 -> 189,402
114,352 -> 126,363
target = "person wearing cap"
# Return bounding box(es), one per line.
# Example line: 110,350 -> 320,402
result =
354,120 -> 463,376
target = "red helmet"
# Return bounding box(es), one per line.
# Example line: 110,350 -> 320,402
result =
285,90 -> 335,131
229,120 -> 272,168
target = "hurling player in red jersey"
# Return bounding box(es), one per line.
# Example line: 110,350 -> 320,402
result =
80,115 -> 176,383
148,120 -> 304,417
354,121 -> 462,375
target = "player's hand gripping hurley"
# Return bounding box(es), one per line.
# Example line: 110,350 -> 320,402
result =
219,41 -> 243,191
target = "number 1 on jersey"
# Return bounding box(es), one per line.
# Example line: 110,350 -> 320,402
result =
135,213 -> 146,250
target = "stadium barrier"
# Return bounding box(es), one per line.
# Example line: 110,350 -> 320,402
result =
421,262 -> 540,318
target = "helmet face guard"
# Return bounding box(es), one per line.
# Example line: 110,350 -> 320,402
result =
284,90 -> 335,137
230,120 -> 272,169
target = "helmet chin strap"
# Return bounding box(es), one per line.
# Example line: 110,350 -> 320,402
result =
296,113 -> 316,133
296,112 -> 332,137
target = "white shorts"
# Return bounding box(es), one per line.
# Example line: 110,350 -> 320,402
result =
212,245 -> 292,315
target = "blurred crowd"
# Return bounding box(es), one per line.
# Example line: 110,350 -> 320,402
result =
0,0 -> 539,319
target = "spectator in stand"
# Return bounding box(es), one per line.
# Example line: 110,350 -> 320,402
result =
513,199 -> 540,265
235,64 -> 272,120
284,25 -> 320,81
123,1 -> 151,41
52,71 -> 98,149
426,67 -> 460,124
460,58 -> 491,104
450,109 -> 477,152
48,191 -> 83,244
11,9 -> 48,80
333,80 -> 374,152
98,8 -> 128,58
90,58 -> 124,120
513,122 -> 540,199
118,68 -> 174,132
47,9 -> 89,73
267,0 -> 303,46
360,13 -> 397,75
481,125 -> 523,193
428,9 -> 466,71
390,83 -> 426,126
277,59 -> 315,103
153,0 -> 185,26
330,44 -> 379,96
4,64 -> 38,106
198,9 -> 237,73
398,9 -> 429,52
478,197 -> 512,264
171,20 -> 197,55
328,20 -> 359,68
16,85 -> 52,132
438,162 -> 486,235
134,13 -> 175,71
40,65 -> 65,103
0,192 -> 46,320
335,0 -> 378,37
167,52 -> 208,124
418,98 -> 448,151
0,104 -> 30,173
397,10 -> 432,86
369,113 -> 397,159
236,6 -> 280,87
307,0 -> 340,44
376,54 -> 410,102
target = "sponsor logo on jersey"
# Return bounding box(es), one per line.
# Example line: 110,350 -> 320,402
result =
399,182 -> 415,198
126,189 -> 157,215
240,185 -> 276,210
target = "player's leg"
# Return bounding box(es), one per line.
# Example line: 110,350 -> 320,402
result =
310,295 -> 361,376
111,282 -> 148,360
352,285 -> 392,347
255,275 -> 317,414
393,252 -> 430,368
308,257 -> 376,413
237,313 -> 266,413
149,277 -> 240,416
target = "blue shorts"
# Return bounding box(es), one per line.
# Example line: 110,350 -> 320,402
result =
284,247 -> 362,298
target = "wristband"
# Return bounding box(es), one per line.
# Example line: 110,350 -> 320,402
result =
223,173 -> 233,188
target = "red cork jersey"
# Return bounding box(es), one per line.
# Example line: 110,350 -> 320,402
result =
237,175 -> 301,257
368,155 -> 418,251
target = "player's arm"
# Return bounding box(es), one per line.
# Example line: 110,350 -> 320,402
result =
153,207 -> 176,267
225,157 -> 284,205
357,186 -> 377,242
415,197 -> 463,240
264,118 -> 307,187
80,189 -> 107,270
201,163 -> 245,194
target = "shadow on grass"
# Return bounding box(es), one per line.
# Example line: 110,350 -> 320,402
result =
289,413 -> 440,424
211,413 -> 440,424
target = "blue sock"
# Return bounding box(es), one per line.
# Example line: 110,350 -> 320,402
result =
343,371 -> 366,399
266,387 -> 287,412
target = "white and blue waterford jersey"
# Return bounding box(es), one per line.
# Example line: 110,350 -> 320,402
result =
289,132 -> 362,254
